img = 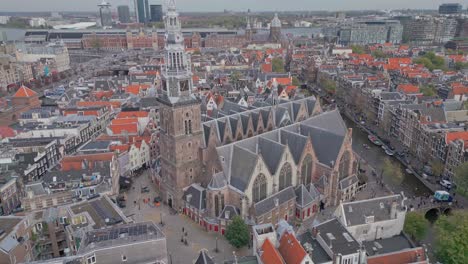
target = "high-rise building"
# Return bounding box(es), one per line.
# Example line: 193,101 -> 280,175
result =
158,0 -> 202,210
98,1 -> 112,27
439,3 -> 463,15
150,4 -> 163,22
337,20 -> 403,45
135,0 -> 150,23
117,5 -> 131,23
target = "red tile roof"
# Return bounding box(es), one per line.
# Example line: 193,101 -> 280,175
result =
261,63 -> 273,73
0,126 -> 16,138
111,118 -> 139,125
125,84 -> 150,95
261,239 -> 285,264
446,131 -> 468,149
367,247 -> 427,264
61,153 -> 114,171
110,144 -> 130,152
275,77 -> 292,86
397,84 -> 420,94
13,85 -> 37,98
278,232 -> 307,264
117,111 -> 149,118
109,123 -> 138,135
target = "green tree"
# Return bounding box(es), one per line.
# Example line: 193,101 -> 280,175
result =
351,45 -> 365,54
404,212 -> 429,241
292,76 -> 300,86
382,158 -> 403,180
229,71 -> 241,88
414,52 -> 447,71
431,160 -> 445,178
90,37 -> 102,51
434,211 -> 468,264
225,216 -> 250,248
464,101 -> 468,110
272,58 -> 285,73
454,162 -> 468,197
320,78 -> 336,94
372,50 -> 388,58
420,85 -> 437,97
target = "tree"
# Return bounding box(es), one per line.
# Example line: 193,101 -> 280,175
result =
420,85 -> 437,97
372,50 -> 388,58
351,45 -> 365,54
464,101 -> 468,110
382,158 -> 403,182
225,216 -> 250,248
430,160 -> 445,178
454,162 -> 468,197
434,211 -> 468,264
229,71 -> 241,88
414,52 -> 447,71
320,78 -> 336,94
90,37 -> 102,51
404,212 -> 429,241
272,58 -> 285,73
292,76 -> 300,86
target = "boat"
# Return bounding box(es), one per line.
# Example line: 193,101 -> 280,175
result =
385,149 -> 395,156
405,168 -> 413,174
368,135 -> 383,146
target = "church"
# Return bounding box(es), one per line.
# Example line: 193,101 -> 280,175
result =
156,1 -> 358,232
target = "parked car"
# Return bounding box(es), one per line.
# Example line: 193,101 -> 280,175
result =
439,179 -> 452,189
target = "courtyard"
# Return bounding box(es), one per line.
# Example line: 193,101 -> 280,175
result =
121,171 -> 250,263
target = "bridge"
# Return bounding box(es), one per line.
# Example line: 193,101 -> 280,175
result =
404,196 -> 454,220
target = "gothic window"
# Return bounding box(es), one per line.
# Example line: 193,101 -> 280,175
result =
252,174 -> 267,203
301,154 -> 313,185
339,151 -> 352,179
180,80 -> 189,92
184,120 -> 188,135
220,195 -> 225,212
214,195 -> 220,217
279,163 -> 292,191
188,120 -> 192,134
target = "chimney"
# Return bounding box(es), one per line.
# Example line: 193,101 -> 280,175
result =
274,198 -> 279,207
328,237 -> 333,249
225,210 -> 230,219
390,201 -> 398,219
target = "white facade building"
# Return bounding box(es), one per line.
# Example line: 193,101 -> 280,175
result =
334,194 -> 407,242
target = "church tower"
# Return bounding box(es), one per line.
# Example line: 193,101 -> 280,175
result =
269,13 -> 282,43
157,0 -> 202,210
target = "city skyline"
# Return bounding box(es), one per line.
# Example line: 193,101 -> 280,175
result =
0,0 -> 465,12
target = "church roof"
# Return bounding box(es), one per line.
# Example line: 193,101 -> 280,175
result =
228,145 -> 258,192
194,249 -> 215,264
13,85 -> 37,98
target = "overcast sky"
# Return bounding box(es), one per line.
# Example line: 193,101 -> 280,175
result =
1,0 -> 467,12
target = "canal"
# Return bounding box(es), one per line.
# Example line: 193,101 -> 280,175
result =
343,117 -> 432,198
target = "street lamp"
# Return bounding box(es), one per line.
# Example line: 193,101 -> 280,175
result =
214,236 -> 219,253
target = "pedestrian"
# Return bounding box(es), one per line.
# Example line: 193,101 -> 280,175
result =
182,227 -> 185,233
